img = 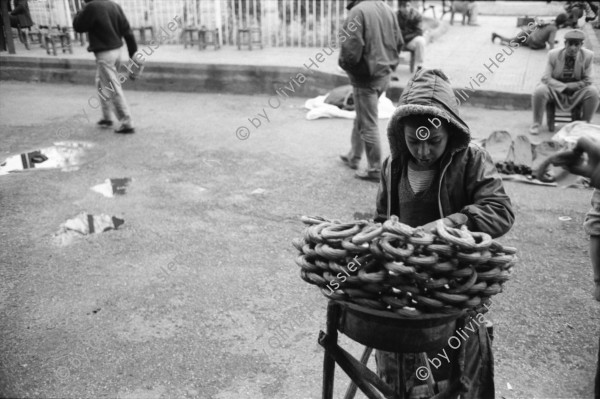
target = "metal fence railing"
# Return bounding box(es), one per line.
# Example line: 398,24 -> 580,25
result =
26,0 -> 407,48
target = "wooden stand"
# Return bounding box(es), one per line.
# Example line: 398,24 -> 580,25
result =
318,301 -> 465,399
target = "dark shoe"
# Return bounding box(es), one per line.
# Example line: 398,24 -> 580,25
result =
115,126 -> 135,134
340,155 -> 358,170
97,119 -> 113,128
355,170 -> 380,182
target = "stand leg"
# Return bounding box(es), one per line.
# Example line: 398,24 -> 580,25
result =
322,301 -> 339,399
417,352 -> 437,396
344,347 -> 373,399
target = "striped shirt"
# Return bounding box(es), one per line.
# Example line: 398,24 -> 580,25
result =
407,163 -> 436,193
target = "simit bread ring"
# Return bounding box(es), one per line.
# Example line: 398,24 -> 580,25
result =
301,215 -> 332,225
384,261 -> 416,275
315,243 -> 347,260
352,224 -> 384,244
383,215 -> 415,237
292,237 -> 306,252
446,268 -> 477,294
321,222 -> 362,240
431,291 -> 470,305
380,236 -> 415,259
341,238 -> 371,253
295,255 -> 321,272
427,244 -> 455,257
307,222 -> 328,244
407,253 -> 439,268
436,220 -> 477,250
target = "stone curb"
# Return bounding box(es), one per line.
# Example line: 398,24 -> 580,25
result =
0,53 -> 533,110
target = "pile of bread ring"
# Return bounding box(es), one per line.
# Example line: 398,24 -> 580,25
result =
292,215 -> 517,317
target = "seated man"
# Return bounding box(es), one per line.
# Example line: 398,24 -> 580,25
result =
529,29 -> 600,134
492,13 -> 568,50
397,0 -> 426,71
451,1 -> 478,26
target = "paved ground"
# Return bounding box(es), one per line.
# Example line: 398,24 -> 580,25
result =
0,79 -> 599,398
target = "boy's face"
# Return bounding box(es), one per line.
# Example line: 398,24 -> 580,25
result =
404,117 -> 450,168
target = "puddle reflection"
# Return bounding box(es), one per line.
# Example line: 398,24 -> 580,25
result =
0,141 -> 95,176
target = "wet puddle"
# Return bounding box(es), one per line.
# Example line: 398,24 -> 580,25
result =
0,141 -> 96,176
91,178 -> 132,198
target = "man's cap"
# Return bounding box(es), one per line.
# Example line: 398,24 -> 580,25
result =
565,29 -> 585,41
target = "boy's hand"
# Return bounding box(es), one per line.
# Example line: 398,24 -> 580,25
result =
420,213 -> 468,234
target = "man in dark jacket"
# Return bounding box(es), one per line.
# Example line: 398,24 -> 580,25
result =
73,0 -> 138,134
375,68 -> 514,398
397,0 -> 425,71
339,0 -> 404,182
9,0 -> 33,29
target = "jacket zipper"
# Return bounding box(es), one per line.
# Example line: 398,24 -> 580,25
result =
386,159 -> 392,218
437,154 -> 454,219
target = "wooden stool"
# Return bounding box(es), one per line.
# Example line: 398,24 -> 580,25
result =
74,31 -> 87,47
450,1 -> 473,26
44,26 -> 72,56
408,50 -> 416,73
399,50 -> 416,73
27,26 -> 44,48
546,101 -> 583,132
198,26 -> 220,50
182,26 -> 199,48
237,26 -> 262,50
134,26 -> 154,45
319,301 -> 465,398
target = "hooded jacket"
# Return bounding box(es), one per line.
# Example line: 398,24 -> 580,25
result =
375,69 -> 515,238
338,0 -> 403,85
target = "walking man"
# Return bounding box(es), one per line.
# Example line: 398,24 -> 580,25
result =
339,0 -> 403,182
73,0 -> 138,134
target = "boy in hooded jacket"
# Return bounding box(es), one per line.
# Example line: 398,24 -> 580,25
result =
374,68 -> 515,398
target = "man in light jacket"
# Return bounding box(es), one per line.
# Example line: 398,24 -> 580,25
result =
339,0 -> 404,182
530,29 -> 600,134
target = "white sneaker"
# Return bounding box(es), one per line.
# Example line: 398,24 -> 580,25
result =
529,123 -> 540,135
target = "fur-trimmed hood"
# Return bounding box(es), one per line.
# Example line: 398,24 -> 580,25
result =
387,68 -> 471,161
